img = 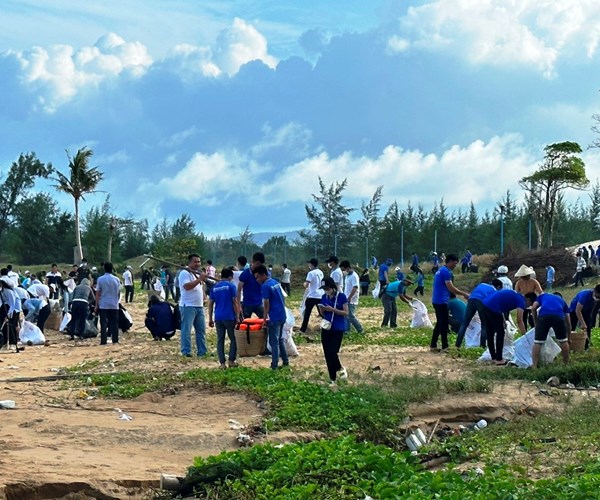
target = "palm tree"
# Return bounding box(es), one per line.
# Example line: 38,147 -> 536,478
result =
54,147 -> 103,262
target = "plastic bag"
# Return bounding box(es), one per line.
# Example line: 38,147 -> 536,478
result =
60,313 -> 72,332
511,328 -> 561,368
479,320 -> 515,362
372,281 -> 381,299
465,314 -> 481,348
19,321 -> 46,345
410,299 -> 433,328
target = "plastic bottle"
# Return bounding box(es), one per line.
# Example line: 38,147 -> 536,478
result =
414,428 -> 428,446
476,419 -> 488,429
0,400 -> 16,409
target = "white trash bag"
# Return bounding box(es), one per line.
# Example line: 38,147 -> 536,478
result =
59,312 -> 72,332
479,320 -> 515,362
372,281 -> 381,299
410,299 -> 433,328
465,313 -> 482,348
19,320 -> 46,345
283,308 -> 299,356
512,327 -> 561,368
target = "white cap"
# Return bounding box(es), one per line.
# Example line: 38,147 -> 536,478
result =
497,265 -> 508,274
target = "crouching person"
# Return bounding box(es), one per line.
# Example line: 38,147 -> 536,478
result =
70,278 -> 95,340
145,295 -> 175,340
530,292 -> 571,369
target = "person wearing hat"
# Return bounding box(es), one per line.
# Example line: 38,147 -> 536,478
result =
381,276 -> 414,328
21,270 -> 32,289
431,254 -> 470,352
514,265 -> 542,330
378,258 -> 393,289
325,256 -> 343,292
145,295 -> 176,341
317,276 -> 349,385
123,265 -> 134,303
299,258 -> 324,333
494,265 -> 513,290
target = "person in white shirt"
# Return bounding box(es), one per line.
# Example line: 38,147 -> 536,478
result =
0,272 -> 21,347
494,266 -> 513,290
574,252 -> 586,287
123,265 -> 134,303
45,264 -> 62,299
179,253 -> 207,357
6,265 -> 20,289
281,263 -> 291,295
299,258 -> 324,333
325,256 -> 343,292
340,260 -> 363,333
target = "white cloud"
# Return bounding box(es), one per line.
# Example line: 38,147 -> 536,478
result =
394,0 -> 600,78
387,35 -> 410,54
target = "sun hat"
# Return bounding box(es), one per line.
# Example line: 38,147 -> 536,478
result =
514,264 -> 535,278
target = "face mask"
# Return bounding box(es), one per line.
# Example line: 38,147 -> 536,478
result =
327,263 -> 333,269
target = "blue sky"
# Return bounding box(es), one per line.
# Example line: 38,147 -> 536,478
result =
1,0 -> 600,238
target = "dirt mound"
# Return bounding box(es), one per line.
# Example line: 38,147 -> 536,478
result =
487,248 -> 598,287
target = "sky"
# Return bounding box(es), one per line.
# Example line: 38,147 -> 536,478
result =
2,0 -> 600,238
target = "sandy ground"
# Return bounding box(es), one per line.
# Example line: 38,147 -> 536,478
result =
0,297 -> 590,499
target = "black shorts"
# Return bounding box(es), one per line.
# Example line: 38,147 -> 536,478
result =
534,314 -> 567,344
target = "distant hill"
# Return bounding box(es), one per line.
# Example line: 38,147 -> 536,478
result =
234,230 -> 306,246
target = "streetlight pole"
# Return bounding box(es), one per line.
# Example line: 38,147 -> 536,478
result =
400,225 -> 404,268
499,205 -> 505,257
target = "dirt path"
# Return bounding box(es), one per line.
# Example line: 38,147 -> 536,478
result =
0,299 -> 582,498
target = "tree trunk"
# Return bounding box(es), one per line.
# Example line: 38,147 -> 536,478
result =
75,197 -> 83,262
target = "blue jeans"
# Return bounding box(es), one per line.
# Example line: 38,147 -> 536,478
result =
268,320 -> 288,369
347,304 -> 363,333
215,319 -> 237,363
180,305 -> 207,356
455,298 -> 487,348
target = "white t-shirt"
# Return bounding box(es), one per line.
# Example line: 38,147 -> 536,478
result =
343,270 -> 360,305
330,267 -> 343,291
499,276 -> 513,290
305,268 -> 324,299
179,270 -> 204,307
7,271 -> 19,288
282,268 -> 291,284
123,269 -> 133,286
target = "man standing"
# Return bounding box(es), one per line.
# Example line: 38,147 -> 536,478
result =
340,260 -> 363,334
95,262 -> 121,346
45,264 -> 61,299
281,263 -> 291,295
326,256 -> 343,291
381,276 -> 414,328
378,258 -> 393,288
237,252 -> 266,319
299,258 -> 324,333
410,252 -> 421,273
545,265 -> 555,290
178,253 -> 207,357
123,265 -> 134,303
431,254 -> 469,352
208,268 -> 240,369
254,264 -> 289,370
205,260 -> 216,294
460,250 -> 472,273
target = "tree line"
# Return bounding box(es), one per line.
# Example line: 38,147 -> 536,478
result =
0,142 -> 596,267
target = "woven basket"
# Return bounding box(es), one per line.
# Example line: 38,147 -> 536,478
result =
234,327 -> 267,357
569,331 -> 587,353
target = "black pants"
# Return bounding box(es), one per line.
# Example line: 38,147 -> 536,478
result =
482,307 -> 506,361
0,305 -> 19,345
360,283 -> 369,296
300,298 -> 322,332
144,318 -> 175,340
71,300 -> 89,338
414,286 -> 424,296
124,285 -> 134,303
99,309 -> 119,344
37,304 -> 51,333
281,283 -> 291,295
431,303 -> 449,349
321,329 -> 344,381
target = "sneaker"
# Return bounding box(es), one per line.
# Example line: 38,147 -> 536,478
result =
429,347 -> 440,352
219,363 -> 227,370
329,380 -> 337,386
440,348 -> 449,353
228,360 -> 239,368
338,366 -> 348,380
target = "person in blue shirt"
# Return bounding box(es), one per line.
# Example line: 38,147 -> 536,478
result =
545,265 -> 555,290
410,252 -> 421,274
448,293 -> 467,333
254,264 -> 289,370
414,271 -> 425,296
530,292 -> 571,369
460,249 -> 473,273
317,277 -> 349,385
381,277 -> 414,328
568,285 -> 600,350
431,254 -> 469,352
378,258 -> 393,288
481,289 -> 531,365
431,252 -> 440,274
455,279 -> 503,348
208,268 -> 241,369
237,252 -> 265,320
145,295 -> 176,341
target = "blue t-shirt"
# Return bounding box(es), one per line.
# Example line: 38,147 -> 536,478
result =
412,254 -> 419,265
385,280 -> 405,298
469,283 -> 496,302
482,290 -> 525,314
261,278 -> 286,322
569,289 -> 595,313
209,280 -> 237,321
432,266 -> 453,305
378,263 -> 389,282
320,291 -> 349,331
416,274 -> 424,287
546,267 -> 555,282
536,293 -> 568,318
448,298 -> 466,323
239,268 -> 262,306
